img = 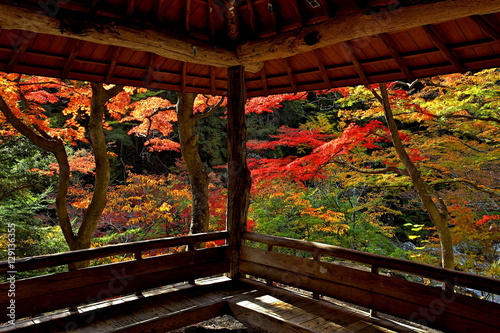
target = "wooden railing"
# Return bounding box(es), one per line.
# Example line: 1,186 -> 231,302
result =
0,232 -> 230,321
241,232 -> 500,332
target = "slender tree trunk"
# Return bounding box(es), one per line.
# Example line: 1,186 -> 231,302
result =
177,92 -> 211,235
0,83 -> 122,269
378,83 -> 454,269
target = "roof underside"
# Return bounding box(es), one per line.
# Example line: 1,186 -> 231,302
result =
0,0 -> 499,97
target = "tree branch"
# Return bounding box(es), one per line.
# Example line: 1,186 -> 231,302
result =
334,158 -> 409,176
194,95 -> 226,119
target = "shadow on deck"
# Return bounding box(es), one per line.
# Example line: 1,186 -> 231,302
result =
1,232 -> 499,332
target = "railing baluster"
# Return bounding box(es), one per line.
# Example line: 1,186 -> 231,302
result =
188,243 -> 196,285
313,251 -> 321,299
266,244 -> 274,286
370,265 -> 380,317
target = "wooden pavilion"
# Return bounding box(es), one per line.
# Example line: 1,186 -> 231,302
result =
1,0 -> 500,331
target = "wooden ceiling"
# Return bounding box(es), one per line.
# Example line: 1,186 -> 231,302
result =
0,0 -> 499,97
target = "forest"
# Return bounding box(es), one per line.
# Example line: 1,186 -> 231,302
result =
0,68 -> 499,280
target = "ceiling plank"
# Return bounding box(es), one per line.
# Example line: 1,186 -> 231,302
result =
379,33 -> 415,82
237,0 -> 500,66
422,25 -> 467,73
0,2 -> 262,72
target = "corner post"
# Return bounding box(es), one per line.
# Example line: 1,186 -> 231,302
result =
226,65 -> 251,279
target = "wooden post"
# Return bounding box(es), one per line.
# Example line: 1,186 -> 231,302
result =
226,65 -> 251,279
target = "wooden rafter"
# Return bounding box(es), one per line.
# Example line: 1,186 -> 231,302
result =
105,47 -> 121,83
126,0 -> 135,16
210,66 -> 216,95
89,0 -> 100,13
6,32 -> 36,72
208,0 -> 216,37
317,0 -> 334,18
470,15 -> 500,41
260,64 -> 269,96
285,58 -> 297,94
341,42 -> 369,87
245,0 -> 257,36
156,0 -> 166,21
290,0 -> 305,26
61,40 -> 84,79
186,0 -> 192,32
379,33 -> 414,81
422,25 -> 467,73
267,0 -> 278,34
313,49 -> 332,89
181,62 -> 187,92
145,54 -> 159,88
236,0 -> 500,65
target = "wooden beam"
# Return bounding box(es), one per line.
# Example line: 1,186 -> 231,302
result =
341,42 -> 369,87
260,64 -> 269,96
125,0 -> 135,16
181,61 -> 187,92
236,0 -> 500,65
313,49 -> 331,89
0,2 -> 262,73
6,32 -> 36,72
61,40 -> 84,79
208,0 -> 216,37
285,58 -> 297,94
105,47 -> 120,83
470,15 -> 500,41
145,53 -> 159,88
245,0 -> 257,36
210,66 -> 216,95
379,33 -> 414,81
185,0 -> 192,32
226,65 -> 251,279
422,25 -> 467,73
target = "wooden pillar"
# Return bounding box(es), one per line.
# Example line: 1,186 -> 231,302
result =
226,65 -> 251,279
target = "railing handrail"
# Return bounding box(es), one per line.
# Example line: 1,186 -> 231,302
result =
243,232 -> 500,295
0,231 -> 229,274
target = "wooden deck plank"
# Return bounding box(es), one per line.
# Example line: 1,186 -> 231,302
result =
2,278 -> 426,333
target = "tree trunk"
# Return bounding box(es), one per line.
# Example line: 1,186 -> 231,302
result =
0,82 -> 122,269
177,92 -> 211,235
378,83 -> 454,269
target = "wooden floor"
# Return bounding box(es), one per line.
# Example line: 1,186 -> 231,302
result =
1,277 -> 425,333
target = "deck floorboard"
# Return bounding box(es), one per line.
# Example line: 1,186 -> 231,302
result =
1,277 -> 426,333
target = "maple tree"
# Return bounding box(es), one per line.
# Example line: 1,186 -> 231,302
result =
245,71 -> 499,271
0,74 -> 123,264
